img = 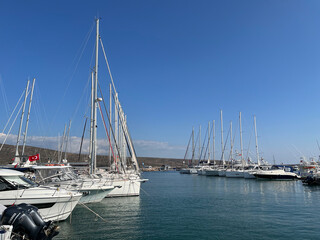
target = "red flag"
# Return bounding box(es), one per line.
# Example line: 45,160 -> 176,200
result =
29,154 -> 40,162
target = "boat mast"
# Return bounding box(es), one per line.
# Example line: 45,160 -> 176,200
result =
230,121 -> 233,168
212,120 -> 215,164
109,83 -> 112,167
239,112 -> 244,167
114,92 -> 119,167
14,80 -> 30,164
58,124 -> 67,163
100,36 -> 140,173
199,125 -> 201,160
123,115 -> 127,166
220,110 -> 224,166
191,127 -> 195,164
90,18 -> 99,174
207,121 -> 210,164
22,78 -> 35,156
64,120 -> 72,160
254,115 -> 260,166
89,71 -> 94,160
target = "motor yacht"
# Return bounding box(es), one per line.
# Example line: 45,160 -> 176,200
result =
0,169 -> 82,221
253,165 -> 298,180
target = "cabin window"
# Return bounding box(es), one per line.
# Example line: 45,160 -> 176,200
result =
0,178 -> 16,191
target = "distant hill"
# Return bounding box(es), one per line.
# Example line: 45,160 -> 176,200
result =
0,144 -> 186,168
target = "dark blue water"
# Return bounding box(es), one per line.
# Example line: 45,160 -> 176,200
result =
56,172 -> 320,239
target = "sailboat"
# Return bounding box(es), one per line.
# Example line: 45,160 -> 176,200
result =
79,18 -> 147,197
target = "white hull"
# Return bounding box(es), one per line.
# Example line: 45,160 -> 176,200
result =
226,170 -> 244,178
106,179 -> 141,197
79,186 -> 114,204
254,169 -> 298,180
0,187 -> 81,222
243,171 -> 256,179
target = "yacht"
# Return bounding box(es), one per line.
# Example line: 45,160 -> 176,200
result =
204,166 -> 220,176
29,165 -> 114,203
225,168 -> 244,178
92,169 -> 148,197
253,165 -> 298,180
0,169 -> 82,221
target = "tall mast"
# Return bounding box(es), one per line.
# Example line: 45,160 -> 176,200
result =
58,124 -> 67,163
22,78 -> 35,156
239,112 -> 244,167
123,115 -> 127,165
191,127 -> 194,163
220,110 -> 224,166
64,120 -> 72,160
114,92 -> 119,165
89,71 -> 94,159
14,80 -> 29,164
230,121 -> 233,167
199,125 -> 201,160
212,120 -> 215,164
207,121 -> 210,164
109,83 -> 112,167
90,18 -> 99,174
254,115 -> 260,166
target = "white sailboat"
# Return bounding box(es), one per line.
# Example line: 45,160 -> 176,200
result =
243,115 -> 261,179
30,165 -> 114,204
83,19 -> 147,197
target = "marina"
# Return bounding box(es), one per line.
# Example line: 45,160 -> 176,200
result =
56,171 -> 320,240
1,1 -> 320,239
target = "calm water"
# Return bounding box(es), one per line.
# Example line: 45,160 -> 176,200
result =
56,172 -> 320,239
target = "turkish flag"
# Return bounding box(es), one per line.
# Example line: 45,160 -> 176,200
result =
29,154 -> 40,162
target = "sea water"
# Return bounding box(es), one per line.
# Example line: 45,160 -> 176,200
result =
56,171 -> 320,239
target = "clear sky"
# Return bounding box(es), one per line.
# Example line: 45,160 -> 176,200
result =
1,0 -> 320,163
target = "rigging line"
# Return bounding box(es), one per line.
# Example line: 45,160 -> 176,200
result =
78,118 -> 87,162
245,129 -> 253,163
50,23 -> 95,127
220,126 -> 230,162
203,125 -> 213,162
100,85 -> 130,169
71,72 -> 92,121
97,84 -> 125,172
98,102 -> 120,173
112,93 -> 139,168
99,37 -> 117,94
198,126 -> 208,162
100,37 -> 140,171
1,88 -> 25,134
78,202 -> 108,223
0,75 -> 10,118
0,102 -> 24,151
183,131 -> 193,161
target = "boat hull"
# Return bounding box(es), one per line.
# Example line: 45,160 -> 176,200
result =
106,179 -> 142,197
0,188 -> 82,222
79,186 -> 114,204
226,170 -> 244,178
253,173 -> 297,180
205,169 -> 219,176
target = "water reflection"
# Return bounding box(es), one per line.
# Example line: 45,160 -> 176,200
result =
57,197 -> 141,240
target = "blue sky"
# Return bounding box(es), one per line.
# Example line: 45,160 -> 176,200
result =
1,0 -> 320,163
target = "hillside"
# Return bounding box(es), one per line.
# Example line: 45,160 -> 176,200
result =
0,144 -> 186,169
